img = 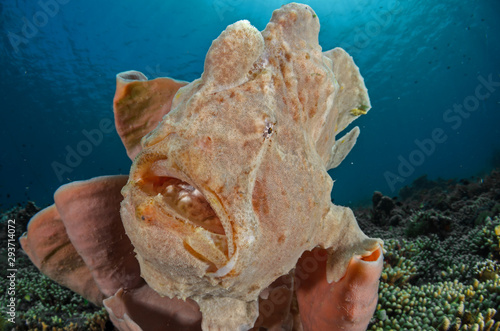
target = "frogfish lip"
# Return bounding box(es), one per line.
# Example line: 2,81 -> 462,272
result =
128,158 -> 234,274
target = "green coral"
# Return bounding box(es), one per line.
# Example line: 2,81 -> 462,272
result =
0,252 -> 110,330
380,239 -> 417,286
364,169 -> 500,330
370,238 -> 500,330
405,210 -> 452,238
369,215 -> 500,330
0,205 -> 111,331
474,204 -> 500,226
471,216 -> 500,261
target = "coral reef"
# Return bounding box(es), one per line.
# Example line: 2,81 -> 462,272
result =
0,203 -> 112,330
4,167 -> 500,330
357,169 -> 500,330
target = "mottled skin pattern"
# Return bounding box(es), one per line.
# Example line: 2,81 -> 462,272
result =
120,3 -> 382,330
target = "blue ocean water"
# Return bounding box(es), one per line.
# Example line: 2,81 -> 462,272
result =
0,0 -> 499,210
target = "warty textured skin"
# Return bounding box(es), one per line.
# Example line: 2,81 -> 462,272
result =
119,3 -> 382,329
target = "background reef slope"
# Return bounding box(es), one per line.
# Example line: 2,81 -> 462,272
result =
360,169 -> 500,330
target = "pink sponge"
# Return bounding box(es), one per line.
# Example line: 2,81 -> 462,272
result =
296,245 -> 383,331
